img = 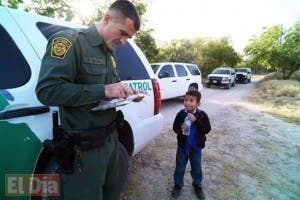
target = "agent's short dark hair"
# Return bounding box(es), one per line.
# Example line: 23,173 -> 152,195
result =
109,0 -> 140,31
185,90 -> 201,102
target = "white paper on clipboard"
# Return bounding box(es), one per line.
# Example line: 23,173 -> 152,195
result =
91,93 -> 145,111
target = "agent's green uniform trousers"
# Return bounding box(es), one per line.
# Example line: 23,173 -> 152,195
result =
62,130 -> 119,200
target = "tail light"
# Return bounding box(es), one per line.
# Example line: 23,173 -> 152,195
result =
151,79 -> 161,115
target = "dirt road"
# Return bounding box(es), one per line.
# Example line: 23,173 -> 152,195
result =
121,76 -> 300,200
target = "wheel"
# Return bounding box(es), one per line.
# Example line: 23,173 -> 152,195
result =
225,83 -> 230,89
206,83 -> 211,88
189,83 -> 198,90
31,157 -> 63,200
118,143 -> 129,194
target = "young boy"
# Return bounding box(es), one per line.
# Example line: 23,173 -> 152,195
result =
171,89 -> 211,199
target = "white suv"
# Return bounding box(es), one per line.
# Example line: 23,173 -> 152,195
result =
236,67 -> 252,83
151,62 -> 203,100
0,7 -> 163,198
207,67 -> 236,89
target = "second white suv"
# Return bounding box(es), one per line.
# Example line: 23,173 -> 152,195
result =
151,62 -> 203,100
207,67 -> 236,89
236,67 -> 252,83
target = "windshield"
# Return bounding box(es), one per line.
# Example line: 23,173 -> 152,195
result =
237,68 -> 247,72
212,69 -> 230,74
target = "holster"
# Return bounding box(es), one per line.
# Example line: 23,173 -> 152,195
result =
43,111 -> 75,174
43,134 -> 75,174
43,111 -> 120,174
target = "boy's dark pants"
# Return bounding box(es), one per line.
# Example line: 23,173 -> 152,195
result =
173,146 -> 203,188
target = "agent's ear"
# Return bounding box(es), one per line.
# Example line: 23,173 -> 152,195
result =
103,13 -> 112,24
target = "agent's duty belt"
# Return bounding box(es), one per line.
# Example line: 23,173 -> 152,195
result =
73,121 -> 117,151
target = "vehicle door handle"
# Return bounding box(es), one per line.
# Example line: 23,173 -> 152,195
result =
0,106 -> 50,120
186,78 -> 190,80
172,80 -> 177,82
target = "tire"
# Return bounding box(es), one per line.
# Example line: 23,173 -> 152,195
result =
225,83 -> 230,89
206,83 -> 211,88
31,157 -> 63,200
118,142 -> 129,194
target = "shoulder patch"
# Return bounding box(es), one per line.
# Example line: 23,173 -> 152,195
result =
51,37 -> 72,59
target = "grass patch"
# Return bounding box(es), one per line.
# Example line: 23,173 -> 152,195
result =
249,73 -> 300,123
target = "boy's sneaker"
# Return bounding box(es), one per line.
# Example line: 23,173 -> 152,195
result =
193,186 -> 205,200
171,185 -> 182,198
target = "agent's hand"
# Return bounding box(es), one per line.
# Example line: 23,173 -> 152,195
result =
187,113 -> 196,122
104,82 -> 134,99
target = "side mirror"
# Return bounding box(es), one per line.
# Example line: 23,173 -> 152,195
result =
158,71 -> 170,78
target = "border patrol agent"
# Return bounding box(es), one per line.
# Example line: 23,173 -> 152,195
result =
35,1 -> 140,199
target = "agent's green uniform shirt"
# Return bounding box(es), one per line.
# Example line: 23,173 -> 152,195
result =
36,25 -> 119,130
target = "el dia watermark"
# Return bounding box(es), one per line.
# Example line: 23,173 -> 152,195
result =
5,174 -> 60,196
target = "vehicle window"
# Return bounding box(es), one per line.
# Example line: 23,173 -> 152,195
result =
115,42 -> 149,80
237,68 -> 247,73
212,69 -> 230,74
151,64 -> 160,73
36,22 -> 71,40
159,65 -> 175,77
187,65 -> 200,75
0,25 -> 31,89
175,64 -> 187,77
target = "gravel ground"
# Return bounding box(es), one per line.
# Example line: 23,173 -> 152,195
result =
121,76 -> 300,200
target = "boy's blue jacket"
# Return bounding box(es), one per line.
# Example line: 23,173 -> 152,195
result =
173,108 -> 211,149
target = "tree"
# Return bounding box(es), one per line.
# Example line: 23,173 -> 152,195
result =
24,0 -> 74,21
134,29 -> 159,62
200,37 -> 241,74
159,39 -> 198,63
280,21 -> 300,79
0,0 -> 23,8
131,0 -> 159,62
244,21 -> 300,79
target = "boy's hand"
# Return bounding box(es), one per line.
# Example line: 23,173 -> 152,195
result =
187,113 -> 196,122
181,124 -> 186,131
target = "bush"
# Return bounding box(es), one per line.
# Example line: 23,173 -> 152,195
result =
290,70 -> 300,81
252,77 -> 300,123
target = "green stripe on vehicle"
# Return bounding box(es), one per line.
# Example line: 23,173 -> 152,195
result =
0,94 -> 42,199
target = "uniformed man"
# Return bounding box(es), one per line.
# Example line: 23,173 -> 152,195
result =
35,0 -> 140,199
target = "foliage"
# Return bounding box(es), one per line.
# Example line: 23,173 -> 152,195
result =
131,0 -> 159,62
252,77 -> 300,123
0,0 -> 23,8
157,39 -> 199,63
200,37 -> 241,74
134,29 -> 159,62
244,21 -> 300,79
23,0 -> 74,21
155,37 -> 240,76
